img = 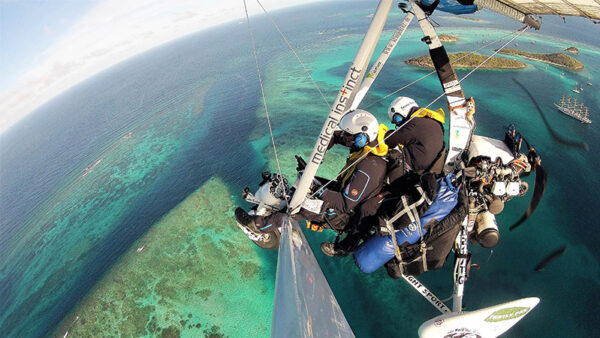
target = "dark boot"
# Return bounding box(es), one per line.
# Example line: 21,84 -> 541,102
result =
320,242 -> 348,257
384,259 -> 402,279
235,208 -> 260,233
336,232 -> 362,254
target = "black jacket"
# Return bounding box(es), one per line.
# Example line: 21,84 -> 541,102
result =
253,146 -> 387,232
385,117 -> 444,172
321,153 -> 387,214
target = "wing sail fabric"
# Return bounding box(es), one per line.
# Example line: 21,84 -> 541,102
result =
271,217 -> 354,337
497,0 -> 600,20
423,0 -> 600,21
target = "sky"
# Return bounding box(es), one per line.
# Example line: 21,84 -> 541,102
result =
0,0 -> 323,135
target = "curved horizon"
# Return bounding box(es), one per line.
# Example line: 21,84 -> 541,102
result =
0,0 -> 323,136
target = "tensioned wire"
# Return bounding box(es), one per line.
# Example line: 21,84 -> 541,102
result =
251,5 -> 527,120
244,1 -> 529,212
362,26 -> 531,110
243,0 -> 289,208
301,25 -> 530,206
251,9 -> 527,115
255,0 -> 332,110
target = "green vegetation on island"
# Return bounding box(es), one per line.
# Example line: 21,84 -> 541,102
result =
499,48 -> 584,70
439,34 -> 457,43
405,52 -> 526,69
565,46 -> 579,54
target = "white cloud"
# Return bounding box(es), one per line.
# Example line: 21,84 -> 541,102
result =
0,0 -> 321,134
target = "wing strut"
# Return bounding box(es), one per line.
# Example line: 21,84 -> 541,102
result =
288,0 -> 395,214
275,2 -> 395,336
351,12 -> 415,110
410,0 -> 474,173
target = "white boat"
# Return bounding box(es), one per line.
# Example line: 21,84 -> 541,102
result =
554,95 -> 592,123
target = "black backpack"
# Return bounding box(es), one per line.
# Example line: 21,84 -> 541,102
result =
385,188 -> 467,277
384,142 -> 446,186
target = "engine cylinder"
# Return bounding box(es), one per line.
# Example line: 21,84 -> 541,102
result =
476,211 -> 500,248
255,173 -> 289,212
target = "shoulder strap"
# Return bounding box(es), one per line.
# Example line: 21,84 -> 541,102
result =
338,148 -> 368,187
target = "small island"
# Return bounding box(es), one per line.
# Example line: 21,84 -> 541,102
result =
405,52 -> 526,69
565,46 -> 579,54
498,48 -> 583,70
439,34 -> 457,43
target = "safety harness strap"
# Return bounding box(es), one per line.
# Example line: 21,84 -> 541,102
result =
403,195 -> 428,272
381,185 -> 430,232
385,185 -> 432,274
386,218 -> 404,275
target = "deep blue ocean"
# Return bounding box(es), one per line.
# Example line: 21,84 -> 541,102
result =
1,2 -> 599,337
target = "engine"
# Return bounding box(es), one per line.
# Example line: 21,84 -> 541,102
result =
463,134 -> 532,248
242,172 -> 290,216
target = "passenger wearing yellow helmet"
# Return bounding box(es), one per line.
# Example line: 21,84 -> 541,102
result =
236,110 -> 389,244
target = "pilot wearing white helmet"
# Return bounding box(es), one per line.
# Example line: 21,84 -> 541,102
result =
236,109 -> 389,252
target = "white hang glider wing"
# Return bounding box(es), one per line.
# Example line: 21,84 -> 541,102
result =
272,218 -> 354,337
419,297 -> 541,338
427,0 -> 600,28
495,0 -> 600,19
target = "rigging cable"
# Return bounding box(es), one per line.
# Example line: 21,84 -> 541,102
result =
243,0 -> 289,206
364,26 -> 529,110
459,26 -> 530,83
255,0 -> 332,110
306,26 -> 530,202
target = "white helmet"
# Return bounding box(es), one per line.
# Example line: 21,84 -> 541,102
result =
389,96 -> 418,124
338,109 -> 379,147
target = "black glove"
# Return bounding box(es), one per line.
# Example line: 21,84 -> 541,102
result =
329,130 -> 351,149
295,155 -> 307,172
309,179 -> 324,196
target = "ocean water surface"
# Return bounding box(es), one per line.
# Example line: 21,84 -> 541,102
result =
1,2 -> 599,337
